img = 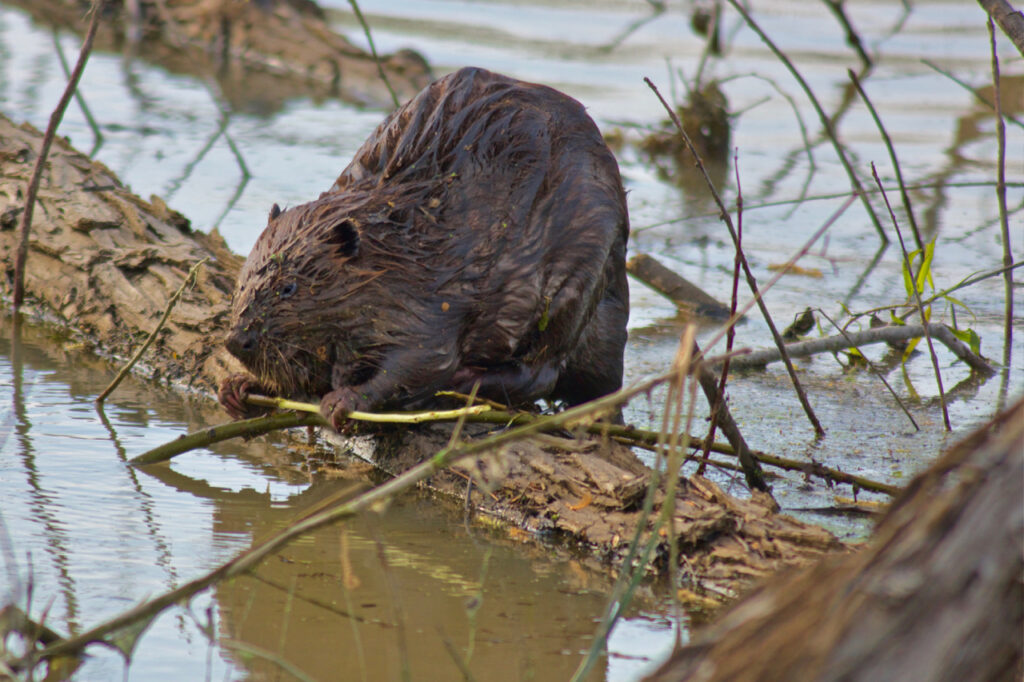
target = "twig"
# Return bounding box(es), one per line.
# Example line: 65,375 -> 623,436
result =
51,29 -> 103,156
721,322 -> 994,376
872,164 -> 951,430
346,0 -> 400,109
130,411 -> 324,465
612,426 -> 898,495
701,151 -> 746,473
817,310 -> 919,431
646,76 -> 827,439
95,258 -> 207,405
13,0 -> 103,312
626,253 -> 732,319
849,69 -> 922,251
667,336 -> 699,646
989,18 -> 1015,381
248,395 -> 492,424
823,0 -> 871,68
137,390 -> 900,495
725,0 -> 887,242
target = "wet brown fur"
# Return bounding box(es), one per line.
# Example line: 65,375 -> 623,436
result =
223,67 -> 629,419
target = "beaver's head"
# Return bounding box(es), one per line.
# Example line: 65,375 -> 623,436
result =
224,199 -> 373,398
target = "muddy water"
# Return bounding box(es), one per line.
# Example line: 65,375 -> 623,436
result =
1,1 -> 1022,680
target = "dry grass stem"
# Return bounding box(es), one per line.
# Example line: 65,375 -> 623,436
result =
96,258 -> 208,405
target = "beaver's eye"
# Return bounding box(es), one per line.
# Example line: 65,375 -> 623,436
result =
280,282 -> 297,299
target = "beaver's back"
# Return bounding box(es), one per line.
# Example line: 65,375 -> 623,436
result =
329,67 -> 628,380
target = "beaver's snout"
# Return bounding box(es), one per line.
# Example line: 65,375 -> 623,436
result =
225,327 -> 260,365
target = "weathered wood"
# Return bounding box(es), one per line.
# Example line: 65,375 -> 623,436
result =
644,397 -> 1024,681
627,253 -> 733,320
5,0 -> 433,109
0,109 -> 846,605
0,113 -> 245,393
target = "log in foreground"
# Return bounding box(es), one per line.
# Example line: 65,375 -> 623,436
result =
644,396 -> 1024,682
0,108 -> 845,604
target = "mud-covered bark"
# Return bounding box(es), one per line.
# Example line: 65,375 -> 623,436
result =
5,0 -> 433,110
0,110 -> 846,604
0,112 -> 245,393
644,397 -> 1024,681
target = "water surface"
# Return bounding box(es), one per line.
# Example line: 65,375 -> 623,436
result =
1,1 -> 1021,679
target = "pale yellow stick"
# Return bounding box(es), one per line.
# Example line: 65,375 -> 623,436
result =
245,394 -> 491,423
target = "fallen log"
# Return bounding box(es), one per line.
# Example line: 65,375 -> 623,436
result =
0,109 -> 845,605
644,396 -> 1024,681
5,0 -> 433,110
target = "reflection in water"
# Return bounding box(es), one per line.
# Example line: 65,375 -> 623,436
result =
5,318 -> 82,635
1,322 -> 668,680
94,405 -> 181,593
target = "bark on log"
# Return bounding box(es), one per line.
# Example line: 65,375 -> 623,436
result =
644,397 -> 1024,682
978,0 -> 1024,56
0,109 -> 845,606
5,0 -> 433,110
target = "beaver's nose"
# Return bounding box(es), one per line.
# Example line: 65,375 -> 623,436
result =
225,327 -> 260,364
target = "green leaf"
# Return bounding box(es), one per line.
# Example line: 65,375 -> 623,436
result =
916,240 -> 936,294
901,248 -> 919,299
902,334 -> 922,363
951,327 -> 982,356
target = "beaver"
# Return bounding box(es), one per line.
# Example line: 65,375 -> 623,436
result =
219,67 -> 629,430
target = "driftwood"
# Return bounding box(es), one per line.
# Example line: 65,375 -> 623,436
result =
627,253 -> 733,320
644,396 -> 1024,681
0,110 -> 846,604
5,0 -> 433,110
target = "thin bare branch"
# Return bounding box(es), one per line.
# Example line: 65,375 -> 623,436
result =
989,18 -> 1015,388
722,322 -> 994,376
13,0 -> 103,312
645,76 -> 827,439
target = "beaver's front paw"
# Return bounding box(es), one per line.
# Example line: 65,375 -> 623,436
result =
218,374 -> 273,420
320,387 -> 371,432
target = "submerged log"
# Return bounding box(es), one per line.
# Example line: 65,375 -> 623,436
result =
644,397 -> 1024,681
5,0 -> 433,110
0,109 -> 845,605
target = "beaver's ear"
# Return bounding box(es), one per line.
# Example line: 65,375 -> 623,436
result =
327,219 -> 360,258
268,203 -> 282,221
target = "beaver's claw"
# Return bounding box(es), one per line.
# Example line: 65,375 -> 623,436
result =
320,386 -> 371,432
218,374 -> 273,420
